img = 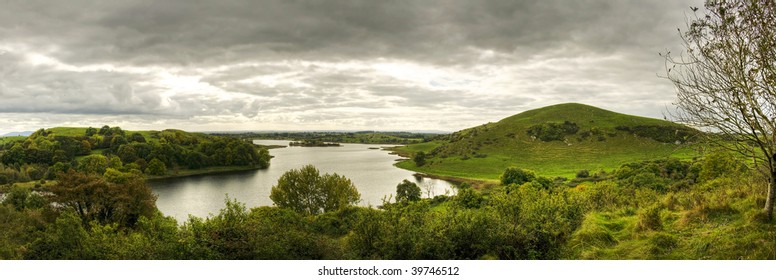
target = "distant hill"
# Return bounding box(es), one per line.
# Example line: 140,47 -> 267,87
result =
1,131 -> 34,137
394,103 -> 700,181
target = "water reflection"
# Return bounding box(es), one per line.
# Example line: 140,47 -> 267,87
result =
151,140 -> 456,221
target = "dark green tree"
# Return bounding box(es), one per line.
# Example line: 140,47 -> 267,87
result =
85,127 -> 98,137
413,151 -> 427,167
129,132 -> 146,143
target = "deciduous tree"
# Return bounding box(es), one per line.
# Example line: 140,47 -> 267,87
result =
270,165 -> 360,215
664,1 -> 776,219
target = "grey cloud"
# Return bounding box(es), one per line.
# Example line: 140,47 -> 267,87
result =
0,0 -> 705,133
1,0 -> 698,67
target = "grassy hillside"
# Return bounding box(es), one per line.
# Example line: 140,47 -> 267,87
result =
395,103 -> 700,180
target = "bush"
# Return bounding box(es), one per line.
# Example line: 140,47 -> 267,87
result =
413,152 -> 427,167
501,167 -> 536,186
699,150 -> 746,182
526,121 -> 579,142
145,158 -> 167,176
455,188 -> 483,209
395,180 -> 422,203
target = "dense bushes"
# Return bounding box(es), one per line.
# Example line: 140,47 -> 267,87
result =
615,125 -> 698,143
526,121 -> 579,142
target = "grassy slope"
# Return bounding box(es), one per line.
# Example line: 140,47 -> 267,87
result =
396,103 -> 699,180
569,178 -> 776,259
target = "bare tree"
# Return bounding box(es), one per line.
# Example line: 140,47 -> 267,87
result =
664,0 -> 776,219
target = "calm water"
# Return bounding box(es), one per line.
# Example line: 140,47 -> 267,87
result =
150,140 -> 455,221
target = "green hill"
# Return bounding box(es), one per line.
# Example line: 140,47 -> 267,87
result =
395,103 -> 700,181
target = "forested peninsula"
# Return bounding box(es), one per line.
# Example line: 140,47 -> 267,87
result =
0,126 -> 270,186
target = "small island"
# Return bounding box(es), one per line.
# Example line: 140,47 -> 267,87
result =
289,140 -> 341,147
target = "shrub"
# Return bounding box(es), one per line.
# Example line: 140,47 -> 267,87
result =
500,167 -> 536,186
526,121 -> 579,142
395,180 -> 421,203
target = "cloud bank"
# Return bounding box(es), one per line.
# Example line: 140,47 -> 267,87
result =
0,0 -> 702,134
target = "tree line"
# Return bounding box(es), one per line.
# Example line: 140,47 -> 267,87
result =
0,126 -> 270,184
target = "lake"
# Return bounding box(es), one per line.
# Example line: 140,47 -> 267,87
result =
150,140 -> 456,221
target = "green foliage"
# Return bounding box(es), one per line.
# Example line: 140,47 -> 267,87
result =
180,198 -> 330,259
50,170 -> 157,228
129,132 -> 146,143
500,167 -> 536,186
145,158 -> 167,176
25,211 -> 91,259
526,121 -> 579,142
615,125 -> 698,143
698,150 -> 746,182
454,187 -> 483,209
394,103 -> 700,180
615,159 -> 697,192
395,179 -> 422,203
2,186 -> 45,211
0,205 -> 45,259
0,126 -> 270,184
413,151 -> 426,167
270,165 -> 361,215
85,127 -> 97,137
77,154 -> 109,175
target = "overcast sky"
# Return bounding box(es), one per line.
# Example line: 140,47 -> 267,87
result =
0,0 -> 703,134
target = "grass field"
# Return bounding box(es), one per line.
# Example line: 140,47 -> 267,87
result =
0,136 -> 26,146
393,103 -> 702,180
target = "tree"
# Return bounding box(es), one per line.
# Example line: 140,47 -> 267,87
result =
49,170 -> 157,228
77,154 -> 108,175
129,132 -> 146,143
500,167 -> 536,186
269,165 -> 360,215
413,151 -> 427,167
395,179 -> 422,203
85,127 -> 97,137
98,125 -> 111,136
664,1 -> 776,219
146,158 -> 167,176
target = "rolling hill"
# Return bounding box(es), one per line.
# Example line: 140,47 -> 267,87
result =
394,103 -> 700,181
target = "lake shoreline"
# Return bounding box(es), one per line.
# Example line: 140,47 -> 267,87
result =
146,165 -> 265,182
